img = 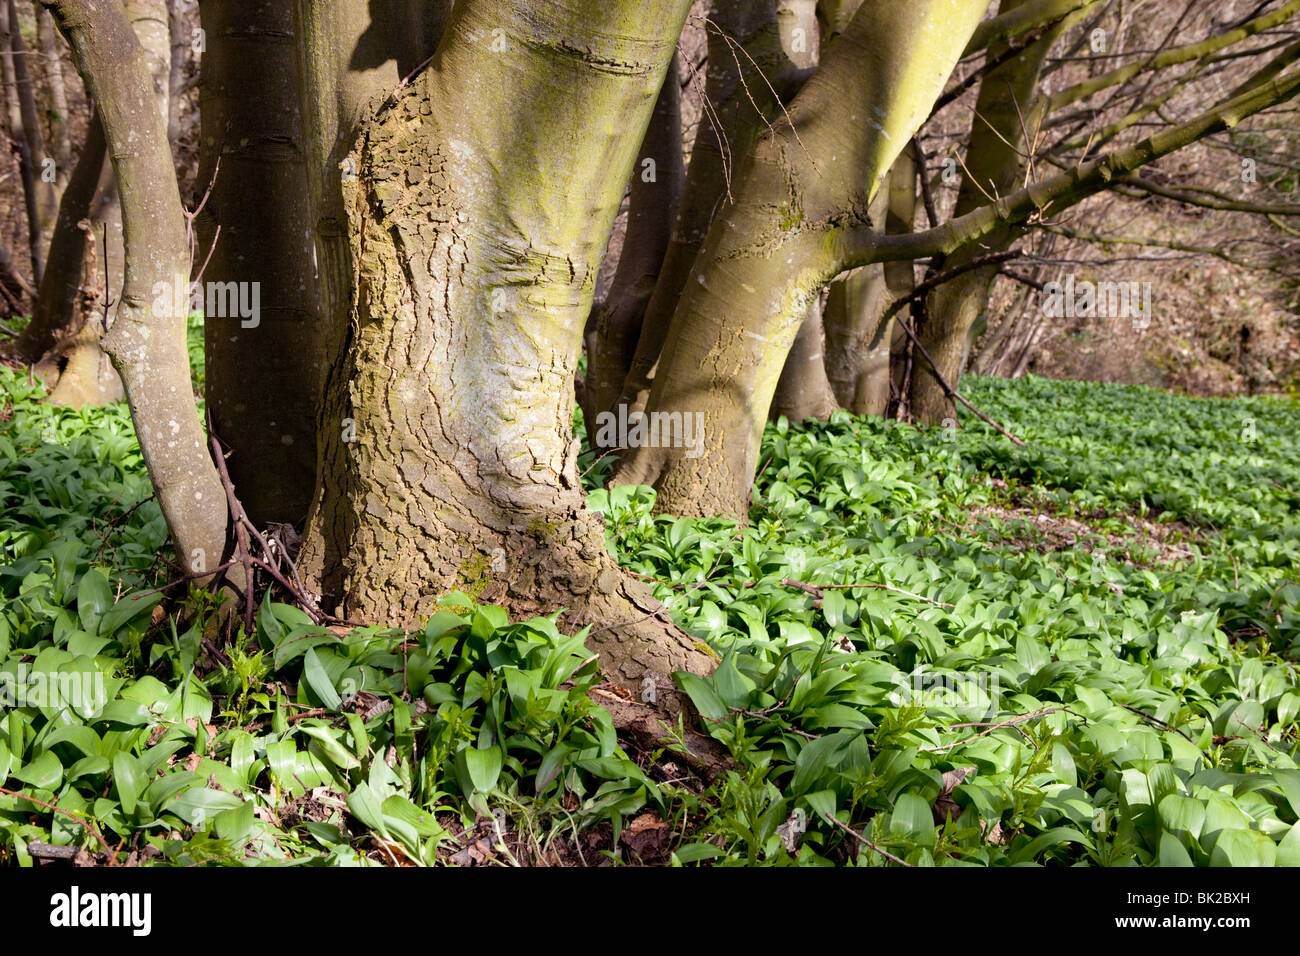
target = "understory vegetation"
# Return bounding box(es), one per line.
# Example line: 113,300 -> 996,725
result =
1,324 -> 1297,867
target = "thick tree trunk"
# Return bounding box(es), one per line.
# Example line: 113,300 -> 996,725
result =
43,0 -> 225,577
581,52 -> 683,440
297,0 -> 716,690
614,0 -> 818,417
909,0 -> 1066,424
769,299 -> 837,422
196,0 -> 321,527
613,0 -> 991,519
287,1 -> 450,523
822,151 -> 916,416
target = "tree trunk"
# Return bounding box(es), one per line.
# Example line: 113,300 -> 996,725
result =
297,0 -> 716,690
614,0 -> 818,417
35,4 -> 72,171
196,0 -> 321,527
43,0 -> 225,577
10,104 -> 104,364
581,51 -> 683,440
769,298 -> 837,422
0,238 -> 32,315
3,0 -> 48,280
165,0 -> 184,144
822,151 -> 916,416
288,0 -> 450,455
908,0 -> 1067,424
28,0 -> 169,406
614,0 -> 991,519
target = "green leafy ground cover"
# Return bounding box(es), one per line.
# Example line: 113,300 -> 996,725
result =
1,324 -> 1298,866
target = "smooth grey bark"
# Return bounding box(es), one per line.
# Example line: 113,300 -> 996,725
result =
43,0 -> 226,576
197,0 -> 321,527
769,298 -> 838,422
582,51 -> 684,440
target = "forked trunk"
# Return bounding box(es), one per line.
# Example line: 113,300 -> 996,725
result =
614,0 -> 992,519
615,0 -> 818,417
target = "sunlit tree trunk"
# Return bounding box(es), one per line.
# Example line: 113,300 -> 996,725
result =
613,0 -> 818,419
42,0 -> 225,577
822,151 -> 916,416
909,0 -> 1066,424
614,0 -> 992,519
296,0 -> 716,689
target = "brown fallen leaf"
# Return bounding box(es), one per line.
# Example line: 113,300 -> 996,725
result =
932,766 -> 976,825
621,812 -> 670,862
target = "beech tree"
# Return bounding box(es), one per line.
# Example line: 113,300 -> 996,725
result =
22,0 -> 1300,701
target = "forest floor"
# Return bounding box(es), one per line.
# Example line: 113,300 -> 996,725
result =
1,320 -> 1298,866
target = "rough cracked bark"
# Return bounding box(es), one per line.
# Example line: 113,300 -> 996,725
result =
613,0 -> 993,519
297,0 -> 717,690
42,0 -> 225,576
291,0 -> 450,382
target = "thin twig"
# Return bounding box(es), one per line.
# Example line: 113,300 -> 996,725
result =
0,786 -> 116,864
922,706 -> 1086,752
827,814 -> 914,867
